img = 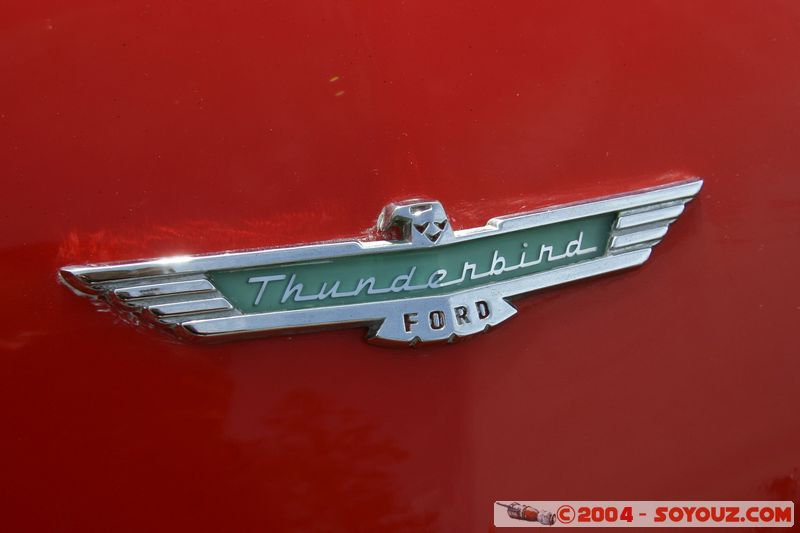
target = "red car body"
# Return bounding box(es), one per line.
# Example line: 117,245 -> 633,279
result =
1,1 -> 798,531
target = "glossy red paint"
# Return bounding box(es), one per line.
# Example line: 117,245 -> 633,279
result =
1,1 -> 799,531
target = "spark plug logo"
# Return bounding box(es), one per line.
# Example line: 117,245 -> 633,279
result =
497,502 -> 556,526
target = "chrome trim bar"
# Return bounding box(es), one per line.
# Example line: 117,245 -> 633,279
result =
149,298 -> 233,317
616,204 -> 685,229
610,225 -> 670,249
114,279 -> 215,300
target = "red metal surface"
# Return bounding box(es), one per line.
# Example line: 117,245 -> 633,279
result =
1,1 -> 798,531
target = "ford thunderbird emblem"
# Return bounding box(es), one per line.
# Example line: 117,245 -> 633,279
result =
60,179 -> 702,346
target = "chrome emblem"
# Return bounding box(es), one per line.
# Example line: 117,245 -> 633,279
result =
60,179 -> 702,346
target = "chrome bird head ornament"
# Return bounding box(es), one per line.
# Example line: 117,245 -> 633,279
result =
378,200 -> 455,246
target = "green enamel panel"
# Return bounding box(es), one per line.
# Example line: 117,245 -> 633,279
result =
209,213 -> 614,313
